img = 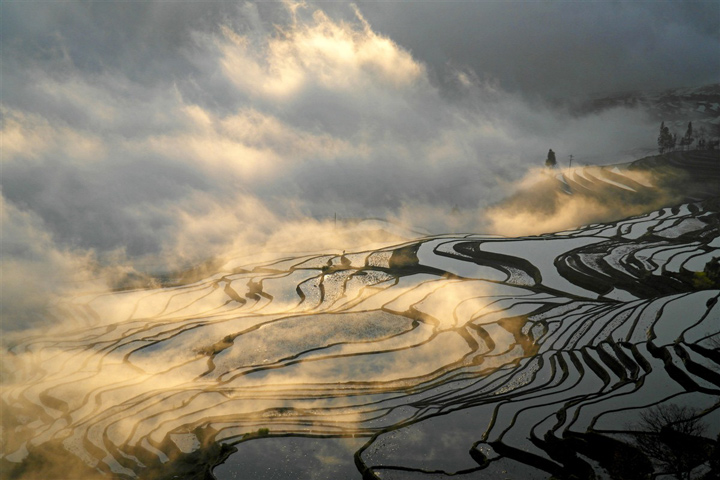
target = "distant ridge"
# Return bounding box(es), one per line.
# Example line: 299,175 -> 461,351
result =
574,83 -> 720,125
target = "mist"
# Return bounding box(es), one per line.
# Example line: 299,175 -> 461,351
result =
2,5 -> 719,479
1,1 -> 714,330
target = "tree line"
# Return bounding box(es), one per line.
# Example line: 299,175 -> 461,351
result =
544,119 -> 717,170
658,121 -> 718,153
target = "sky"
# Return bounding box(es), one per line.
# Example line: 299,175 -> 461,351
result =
1,0 -> 719,326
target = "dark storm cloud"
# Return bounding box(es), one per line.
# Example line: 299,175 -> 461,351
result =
358,1 -> 720,99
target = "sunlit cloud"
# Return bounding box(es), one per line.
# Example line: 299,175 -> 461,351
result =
0,1 -> 668,337
1,2 -> 717,478
218,8 -> 424,100
485,165 -> 681,236
1,109 -> 107,164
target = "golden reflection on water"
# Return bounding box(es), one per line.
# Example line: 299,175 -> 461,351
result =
3,199 -> 719,479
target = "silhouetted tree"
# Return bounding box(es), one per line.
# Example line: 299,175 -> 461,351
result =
545,149 -> 557,168
658,122 -> 674,153
659,121 -> 665,153
708,433 -> 720,479
633,404 -> 711,480
682,122 -> 695,151
680,136 -> 690,151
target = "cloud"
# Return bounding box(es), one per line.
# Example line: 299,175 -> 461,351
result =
0,1 -> 675,333
484,165 -> 683,237
218,8 -> 424,100
0,193 -> 103,330
0,6 -> 715,480
359,1 -> 720,99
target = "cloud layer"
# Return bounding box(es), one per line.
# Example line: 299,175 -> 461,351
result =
1,1 -> 711,329
359,1 -> 720,99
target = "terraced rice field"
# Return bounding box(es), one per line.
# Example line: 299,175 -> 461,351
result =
2,188 -> 718,479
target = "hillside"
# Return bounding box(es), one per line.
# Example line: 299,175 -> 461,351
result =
2,153 -> 719,480
487,149 -> 720,237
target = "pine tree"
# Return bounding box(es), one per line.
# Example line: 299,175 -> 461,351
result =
683,121 -> 694,150
545,149 -> 557,168
658,122 -> 673,154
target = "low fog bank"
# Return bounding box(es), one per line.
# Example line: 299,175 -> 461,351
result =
485,167 -> 675,236
0,2 -> 693,332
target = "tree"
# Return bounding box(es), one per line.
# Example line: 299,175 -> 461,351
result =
680,136 -> 690,151
697,126 -> 708,149
658,122 -> 674,153
693,257 -> 720,290
682,121 -> 695,151
545,149 -> 557,168
658,122 -> 666,153
705,256 -> 720,284
632,404 -> 712,480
